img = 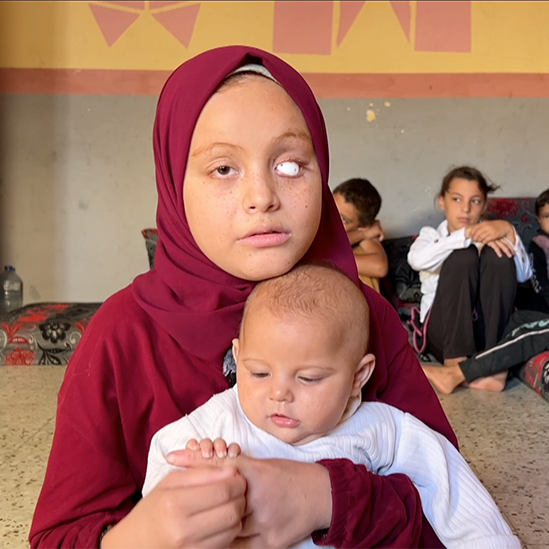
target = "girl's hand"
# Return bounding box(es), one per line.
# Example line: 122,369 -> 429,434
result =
101,466 -> 246,549
186,438 -> 242,459
486,238 -> 515,259
466,220 -> 515,245
168,451 -> 332,549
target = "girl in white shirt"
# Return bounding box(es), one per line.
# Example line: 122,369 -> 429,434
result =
408,166 -> 531,393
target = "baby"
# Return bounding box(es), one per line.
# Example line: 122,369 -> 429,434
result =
143,263 -> 519,549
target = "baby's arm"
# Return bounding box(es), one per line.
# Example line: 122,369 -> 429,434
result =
370,404 -> 520,549
142,416 -> 202,496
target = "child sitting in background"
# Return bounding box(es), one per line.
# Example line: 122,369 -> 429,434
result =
409,166 -> 531,394
529,188 -> 549,310
144,263 -> 520,549
333,178 -> 388,292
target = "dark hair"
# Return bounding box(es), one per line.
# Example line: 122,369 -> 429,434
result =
535,189 -> 549,215
439,166 -> 499,199
333,178 -> 381,227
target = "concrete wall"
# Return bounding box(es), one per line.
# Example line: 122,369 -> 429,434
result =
0,94 -> 546,303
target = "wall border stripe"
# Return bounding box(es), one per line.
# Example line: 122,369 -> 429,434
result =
1,69 -> 549,97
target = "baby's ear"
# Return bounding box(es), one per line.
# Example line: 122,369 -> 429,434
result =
232,338 -> 240,361
352,353 -> 376,396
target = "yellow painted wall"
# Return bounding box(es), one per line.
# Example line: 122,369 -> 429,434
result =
1,1 -> 549,74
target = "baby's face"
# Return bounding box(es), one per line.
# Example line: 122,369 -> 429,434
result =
538,203 -> 549,234
234,307 -> 366,445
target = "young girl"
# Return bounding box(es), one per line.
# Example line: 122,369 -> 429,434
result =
30,46 -> 455,549
408,166 -> 532,394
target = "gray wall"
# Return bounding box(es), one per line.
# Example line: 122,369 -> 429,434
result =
321,97 -> 548,237
0,94 -> 547,302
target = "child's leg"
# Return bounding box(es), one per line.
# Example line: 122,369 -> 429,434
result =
427,247 -> 479,362
461,246 -> 518,392
478,246 -> 517,349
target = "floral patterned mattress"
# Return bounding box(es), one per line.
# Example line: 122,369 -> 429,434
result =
0,302 -> 102,365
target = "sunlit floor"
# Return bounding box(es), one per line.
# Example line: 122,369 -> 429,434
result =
1,366 -> 548,549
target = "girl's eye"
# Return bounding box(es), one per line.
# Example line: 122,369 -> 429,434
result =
215,165 -> 235,176
472,199 -> 482,205
276,161 -> 300,177
251,372 -> 269,379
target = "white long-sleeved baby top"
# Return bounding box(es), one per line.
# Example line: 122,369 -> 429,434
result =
143,386 -> 520,549
408,219 -> 532,322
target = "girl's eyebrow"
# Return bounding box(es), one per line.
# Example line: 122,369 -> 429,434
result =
448,191 -> 482,199
270,131 -> 313,147
191,142 -> 244,158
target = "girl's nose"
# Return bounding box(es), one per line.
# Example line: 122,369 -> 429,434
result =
242,169 -> 281,213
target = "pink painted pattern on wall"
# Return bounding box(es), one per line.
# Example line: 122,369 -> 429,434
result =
389,0 -> 411,42
273,1 -> 333,55
88,1 -> 200,47
416,1 -> 472,52
337,1 -> 366,46
87,1 -> 471,54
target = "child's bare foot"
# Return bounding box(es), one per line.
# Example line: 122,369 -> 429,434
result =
467,371 -> 507,392
421,357 -> 467,395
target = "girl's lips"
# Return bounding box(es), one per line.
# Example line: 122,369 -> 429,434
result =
270,414 -> 300,428
239,232 -> 290,248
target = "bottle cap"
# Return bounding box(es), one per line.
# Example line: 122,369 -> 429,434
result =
4,266 -> 14,271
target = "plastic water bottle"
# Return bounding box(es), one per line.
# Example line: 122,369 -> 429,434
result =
0,266 -> 23,313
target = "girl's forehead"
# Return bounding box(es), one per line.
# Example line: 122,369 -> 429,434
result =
447,177 -> 483,195
192,76 -> 312,143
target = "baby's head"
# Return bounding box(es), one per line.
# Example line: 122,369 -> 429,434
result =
437,166 -> 499,232
333,178 -> 382,233
232,263 -> 375,445
535,189 -> 549,234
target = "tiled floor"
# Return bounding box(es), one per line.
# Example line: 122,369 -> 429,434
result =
1,367 -> 548,549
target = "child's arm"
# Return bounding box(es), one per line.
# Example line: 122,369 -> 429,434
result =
355,239 -> 389,279
407,226 -> 470,273
367,404 -> 520,549
347,220 -> 385,246
529,240 -> 549,303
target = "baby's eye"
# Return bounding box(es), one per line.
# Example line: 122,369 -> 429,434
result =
298,376 -> 322,384
251,372 -> 269,379
276,161 -> 300,177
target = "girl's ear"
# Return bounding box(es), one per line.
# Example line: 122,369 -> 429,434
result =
437,194 -> 446,212
232,338 -> 240,361
351,353 -> 376,397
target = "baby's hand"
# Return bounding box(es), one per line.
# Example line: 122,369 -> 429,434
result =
185,438 -> 241,459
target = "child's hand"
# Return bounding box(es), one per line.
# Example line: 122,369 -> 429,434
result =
360,220 -> 385,242
467,220 -> 515,245
486,238 -> 515,259
186,438 -> 242,459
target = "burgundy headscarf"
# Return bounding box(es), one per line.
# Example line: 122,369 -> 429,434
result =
133,45 -> 358,364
